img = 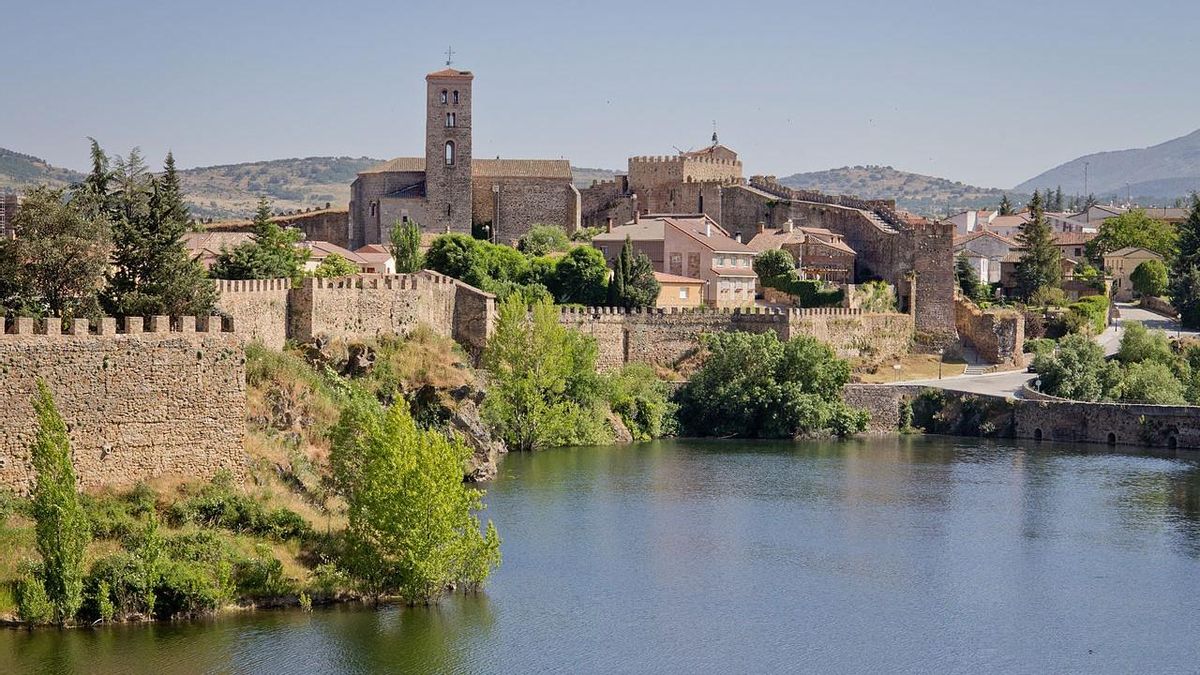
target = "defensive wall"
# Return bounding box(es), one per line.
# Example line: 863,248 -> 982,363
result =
470,177 -> 581,243
954,297 -> 1025,366
559,306 -> 914,371
207,208 -> 351,249
216,271 -> 496,357
0,316 -> 246,494
844,383 -> 1200,451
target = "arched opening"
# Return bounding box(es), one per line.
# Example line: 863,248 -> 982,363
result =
1033,428 -> 1043,442
698,194 -> 704,213
445,203 -> 452,218
1107,432 -> 1117,446
1169,436 -> 1179,450
445,141 -> 455,166
452,90 -> 460,104
446,112 -> 456,127
440,90 -> 448,104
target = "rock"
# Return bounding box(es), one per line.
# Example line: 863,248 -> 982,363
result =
450,398 -> 507,482
608,411 -> 634,444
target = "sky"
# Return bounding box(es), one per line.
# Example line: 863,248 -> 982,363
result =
1,0 -> 1197,189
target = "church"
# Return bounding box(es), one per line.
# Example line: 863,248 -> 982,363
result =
348,67 -> 581,249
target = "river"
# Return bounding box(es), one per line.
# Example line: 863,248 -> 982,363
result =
4,437 -> 1200,673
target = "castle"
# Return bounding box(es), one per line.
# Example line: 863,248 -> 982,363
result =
347,67 -> 581,249
577,141 -> 957,344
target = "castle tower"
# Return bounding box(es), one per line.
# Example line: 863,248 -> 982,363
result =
425,67 -> 474,233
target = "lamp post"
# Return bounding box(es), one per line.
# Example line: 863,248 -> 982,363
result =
938,347 -> 945,379
893,362 -> 902,382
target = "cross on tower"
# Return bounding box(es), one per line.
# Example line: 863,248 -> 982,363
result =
445,46 -> 455,67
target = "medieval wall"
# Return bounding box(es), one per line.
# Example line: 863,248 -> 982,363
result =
470,177 -> 581,243
349,171 -> 426,248
0,317 -> 245,493
955,297 -> 1025,366
558,306 -> 914,370
215,279 -> 291,350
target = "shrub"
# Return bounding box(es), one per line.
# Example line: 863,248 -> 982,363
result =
165,476 -> 310,542
1032,333 -> 1122,401
517,224 -> 570,256
311,253 -> 359,278
1024,337 -> 1057,359
82,551 -> 158,621
1131,259 -> 1168,298
604,364 -> 677,441
233,549 -> 295,599
1120,361 -> 1186,404
752,248 -> 795,280
15,563 -> 53,625
762,272 -> 844,307
154,559 -> 228,619
1116,321 -> 1174,365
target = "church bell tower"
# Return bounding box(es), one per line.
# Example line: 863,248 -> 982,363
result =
425,59 -> 473,233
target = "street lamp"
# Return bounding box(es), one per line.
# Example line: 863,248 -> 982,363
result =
937,347 -> 945,379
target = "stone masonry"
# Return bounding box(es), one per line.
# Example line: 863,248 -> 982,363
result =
559,306 -> 914,371
0,316 -> 246,494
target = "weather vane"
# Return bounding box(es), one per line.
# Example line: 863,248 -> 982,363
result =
445,46 -> 455,67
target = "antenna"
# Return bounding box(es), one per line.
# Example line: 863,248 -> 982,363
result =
445,46 -> 455,67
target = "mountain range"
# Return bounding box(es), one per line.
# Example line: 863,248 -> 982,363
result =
4,128 -> 1200,220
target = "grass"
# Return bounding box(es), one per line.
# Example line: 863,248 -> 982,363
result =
852,353 -> 967,383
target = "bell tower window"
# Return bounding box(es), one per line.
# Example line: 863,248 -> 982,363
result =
445,141 -> 455,166
440,90 -> 448,104
452,90 -> 460,104
446,112 -> 455,128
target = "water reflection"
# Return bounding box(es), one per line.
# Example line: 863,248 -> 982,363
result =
4,437 -> 1200,674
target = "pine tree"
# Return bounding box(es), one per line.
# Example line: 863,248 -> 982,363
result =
605,236 -> 659,308
210,197 -> 309,280
1053,186 -> 1064,212
998,194 -> 1013,216
1170,194 -> 1200,328
1014,190 -> 1062,302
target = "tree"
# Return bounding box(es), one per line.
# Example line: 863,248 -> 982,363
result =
1053,186 -> 1064,212
548,246 -> 608,305
1116,321 -> 1174,365
676,331 -> 867,438
27,380 -> 92,624
1032,333 -> 1121,401
955,253 -> 984,300
330,390 -> 500,603
390,220 -> 423,273
606,236 -> 660,308
210,198 -> 309,280
998,194 -> 1013,216
752,248 -> 795,280
1170,195 -> 1200,328
1014,191 -> 1062,302
312,253 -> 360,278
1085,210 -> 1176,261
103,150 -> 216,316
1130,259 -> 1168,298
0,186 -> 111,318
1120,361 -> 1187,405
481,297 -> 608,451
516,224 -> 570,256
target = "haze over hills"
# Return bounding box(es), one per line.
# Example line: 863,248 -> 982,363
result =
779,165 -> 1013,216
1016,128 -> 1200,201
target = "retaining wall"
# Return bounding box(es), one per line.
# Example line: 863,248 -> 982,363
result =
955,297 -> 1025,366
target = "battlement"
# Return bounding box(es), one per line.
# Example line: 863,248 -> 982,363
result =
629,155 -> 743,168
1,315 -> 236,338
559,305 -> 867,318
215,278 -> 292,293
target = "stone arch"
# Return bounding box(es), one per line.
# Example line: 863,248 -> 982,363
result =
1168,435 -> 1178,450
1107,432 -> 1116,446
1033,428 -> 1043,442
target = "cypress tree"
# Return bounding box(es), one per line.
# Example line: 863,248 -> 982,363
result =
1170,194 -> 1200,328
1014,190 -> 1062,302
998,194 -> 1013,216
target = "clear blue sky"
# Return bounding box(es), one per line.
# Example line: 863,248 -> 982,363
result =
1,0 -> 1196,189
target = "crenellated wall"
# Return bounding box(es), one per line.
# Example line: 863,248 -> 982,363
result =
214,278 -> 291,350
0,316 -> 246,494
558,306 -> 913,370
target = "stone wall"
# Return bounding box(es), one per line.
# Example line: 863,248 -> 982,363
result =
215,279 -> 291,350
955,297 -> 1025,366
0,316 -> 245,494
559,306 -> 914,371
1139,295 -> 1177,318
471,177 -> 581,243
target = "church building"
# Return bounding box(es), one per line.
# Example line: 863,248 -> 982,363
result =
348,67 -> 580,249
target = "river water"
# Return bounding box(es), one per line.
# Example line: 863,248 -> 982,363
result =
4,437 -> 1200,674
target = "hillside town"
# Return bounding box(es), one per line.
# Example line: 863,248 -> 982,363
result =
3,44 -> 1200,671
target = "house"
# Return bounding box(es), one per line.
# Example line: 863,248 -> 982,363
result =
652,271 -> 705,308
182,231 -> 255,269
746,219 -> 856,284
953,230 -> 1016,284
1051,231 -> 1097,263
999,251 -> 1079,297
592,213 -> 758,307
985,213 -> 1030,238
355,244 -> 396,274
1103,247 -> 1163,302
946,209 -> 998,236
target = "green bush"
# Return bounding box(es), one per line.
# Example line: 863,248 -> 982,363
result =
165,477 -> 310,542
154,559 -> 229,619
1120,361 -> 1187,404
233,549 -> 295,599
1032,333 -> 1122,401
762,272 -> 844,307
1058,295 -> 1108,335
1116,321 -> 1174,365
82,551 -> 158,621
1024,337 -> 1057,358
517,224 -> 570,256
15,564 -> 53,625
604,364 -> 677,441
752,249 -> 795,279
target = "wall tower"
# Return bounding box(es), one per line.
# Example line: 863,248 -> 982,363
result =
425,67 -> 474,233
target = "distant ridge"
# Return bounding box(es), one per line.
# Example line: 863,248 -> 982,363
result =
1016,129 -> 1200,201
779,165 -> 1014,217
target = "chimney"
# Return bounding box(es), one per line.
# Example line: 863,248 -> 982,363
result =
757,221 -> 765,234
735,232 -> 742,243
705,221 -> 712,237
783,218 -> 794,233
606,217 -> 613,233
631,193 -> 639,222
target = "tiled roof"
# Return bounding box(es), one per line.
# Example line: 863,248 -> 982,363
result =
360,157 -> 571,179
426,68 -> 473,79
1105,246 -> 1161,258
954,229 -> 1017,247
1052,231 -> 1096,246
594,214 -> 752,254
653,271 -> 704,284
303,240 -> 364,262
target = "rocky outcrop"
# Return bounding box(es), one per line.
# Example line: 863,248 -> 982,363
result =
449,395 -> 506,482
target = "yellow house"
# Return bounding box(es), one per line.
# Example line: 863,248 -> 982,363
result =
653,271 -> 705,308
1103,246 -> 1162,301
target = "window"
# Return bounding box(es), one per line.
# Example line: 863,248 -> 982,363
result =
452,90 -> 460,104
440,90 -> 448,104
679,288 -> 688,300
446,112 -> 455,127
445,141 -> 455,166
446,204 -> 452,218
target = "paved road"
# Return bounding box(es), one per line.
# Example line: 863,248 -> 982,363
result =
902,302 -> 1199,398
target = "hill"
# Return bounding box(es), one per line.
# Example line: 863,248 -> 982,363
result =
0,148 -> 84,192
779,165 -> 1013,217
1016,129 -> 1200,201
